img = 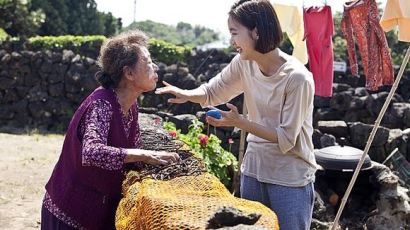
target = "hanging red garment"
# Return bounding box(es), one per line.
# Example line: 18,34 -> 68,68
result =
341,0 -> 394,91
303,5 -> 334,97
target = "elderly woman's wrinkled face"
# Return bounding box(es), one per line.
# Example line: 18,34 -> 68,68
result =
128,47 -> 159,92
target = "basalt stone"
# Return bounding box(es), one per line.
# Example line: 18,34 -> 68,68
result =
1,53 -> 11,64
206,206 -> 261,229
354,87 -> 369,97
366,92 -> 403,116
3,89 -> 19,103
71,54 -> 81,63
0,104 -> 14,119
314,108 -> 343,123
330,91 -> 353,111
177,66 -> 189,77
165,64 -> 178,74
77,74 -> 96,92
24,73 -> 40,87
51,52 -> 62,63
15,86 -> 29,98
162,73 -> 177,85
317,120 -> 348,137
27,85 -> 48,102
333,83 -> 352,93
28,101 -> 45,119
40,59 -> 53,74
368,146 -> 387,163
313,129 -> 323,149
168,114 -> 197,134
179,73 -> 200,90
10,51 -> 22,61
385,129 -> 405,156
0,76 -> 17,90
320,134 -> 337,148
349,122 -> 390,148
48,83 -> 64,97
62,50 -> 75,63
314,96 -> 331,108
349,96 -> 366,110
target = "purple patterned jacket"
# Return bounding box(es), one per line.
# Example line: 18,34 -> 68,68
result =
45,87 -> 138,230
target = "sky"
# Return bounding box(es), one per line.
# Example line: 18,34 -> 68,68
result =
95,0 -> 387,39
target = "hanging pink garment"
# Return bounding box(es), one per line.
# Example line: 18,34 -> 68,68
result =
303,5 -> 334,97
341,0 -> 394,91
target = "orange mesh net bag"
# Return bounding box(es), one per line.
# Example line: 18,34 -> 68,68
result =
115,125 -> 279,230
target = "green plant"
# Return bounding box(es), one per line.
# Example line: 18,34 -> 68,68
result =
28,35 -> 105,51
0,28 -> 9,41
148,38 -> 191,65
163,119 -> 238,187
26,35 -> 191,65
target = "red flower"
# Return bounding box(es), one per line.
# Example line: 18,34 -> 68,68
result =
154,117 -> 162,125
228,138 -> 234,144
168,130 -> 177,139
198,134 -> 209,147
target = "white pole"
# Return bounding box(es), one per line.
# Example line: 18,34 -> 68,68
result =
232,100 -> 247,195
238,100 -> 247,166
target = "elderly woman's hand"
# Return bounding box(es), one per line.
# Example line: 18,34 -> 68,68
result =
144,151 -> 180,165
125,149 -> 180,165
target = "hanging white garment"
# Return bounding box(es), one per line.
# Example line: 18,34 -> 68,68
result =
380,0 -> 410,42
273,3 -> 309,64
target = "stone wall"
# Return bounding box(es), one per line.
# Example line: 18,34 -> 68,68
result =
0,49 -> 99,130
1,48 -> 409,162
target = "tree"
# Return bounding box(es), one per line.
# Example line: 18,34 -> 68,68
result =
100,12 -> 122,37
30,0 -> 121,36
30,0 -> 68,35
0,0 -> 45,38
176,22 -> 192,31
332,11 -> 348,62
386,31 -> 408,66
125,20 -> 220,46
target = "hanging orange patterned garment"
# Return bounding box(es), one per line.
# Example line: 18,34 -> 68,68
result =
341,0 -> 394,91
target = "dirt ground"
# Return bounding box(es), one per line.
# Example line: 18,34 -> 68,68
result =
0,132 -> 64,230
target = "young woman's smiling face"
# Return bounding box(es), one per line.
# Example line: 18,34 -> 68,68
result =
228,16 -> 257,60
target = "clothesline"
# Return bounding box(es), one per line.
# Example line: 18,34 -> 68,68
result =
271,0 -> 387,14
275,0 -> 406,97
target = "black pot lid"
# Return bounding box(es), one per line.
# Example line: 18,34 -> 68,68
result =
314,145 -> 372,171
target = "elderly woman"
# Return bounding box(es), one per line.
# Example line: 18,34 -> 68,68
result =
41,30 -> 179,230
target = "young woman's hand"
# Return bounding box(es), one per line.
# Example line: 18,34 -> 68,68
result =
206,103 -> 245,128
155,81 -> 189,104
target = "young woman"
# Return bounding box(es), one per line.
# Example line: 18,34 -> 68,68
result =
156,1 -> 316,229
41,30 -> 179,230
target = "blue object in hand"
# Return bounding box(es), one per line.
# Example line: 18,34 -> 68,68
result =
206,109 -> 222,119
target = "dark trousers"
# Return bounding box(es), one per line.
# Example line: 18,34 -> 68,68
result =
41,205 -> 77,230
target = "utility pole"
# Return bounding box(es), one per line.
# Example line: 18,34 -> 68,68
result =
133,0 -> 137,22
